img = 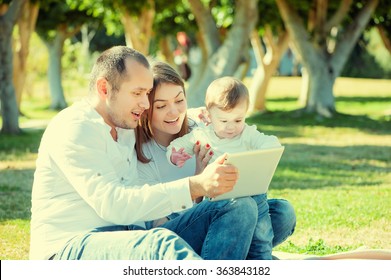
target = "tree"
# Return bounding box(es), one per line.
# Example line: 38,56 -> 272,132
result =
249,27 -> 289,114
377,25 -> 391,55
36,0 -> 94,110
152,0 -> 198,78
371,0 -> 391,55
276,0 -> 379,118
12,0 -> 39,112
249,0 -> 290,114
0,0 -> 26,135
77,0 -> 158,56
186,0 -> 259,107
116,0 -> 155,55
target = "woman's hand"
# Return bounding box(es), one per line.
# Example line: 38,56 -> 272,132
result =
193,141 -> 214,174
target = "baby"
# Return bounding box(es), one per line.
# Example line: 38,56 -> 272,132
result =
167,76 -> 281,167
166,76 -> 280,260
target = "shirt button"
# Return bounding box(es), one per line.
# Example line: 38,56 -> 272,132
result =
97,173 -> 101,176
181,205 -> 186,209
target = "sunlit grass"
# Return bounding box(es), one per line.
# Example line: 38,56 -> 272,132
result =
264,77 -> 391,119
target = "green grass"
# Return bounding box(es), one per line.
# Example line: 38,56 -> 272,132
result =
1,76 -> 390,259
247,78 -> 391,255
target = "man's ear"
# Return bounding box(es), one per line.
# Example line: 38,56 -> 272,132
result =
96,77 -> 108,99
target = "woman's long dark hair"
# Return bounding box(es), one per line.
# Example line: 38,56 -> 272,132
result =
135,61 -> 189,163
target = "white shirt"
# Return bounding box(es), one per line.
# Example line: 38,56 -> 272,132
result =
166,124 -> 281,164
30,100 -> 193,260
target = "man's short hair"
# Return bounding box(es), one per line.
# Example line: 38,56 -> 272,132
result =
89,46 -> 150,94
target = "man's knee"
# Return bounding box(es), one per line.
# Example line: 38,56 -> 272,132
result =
145,228 -> 201,260
274,199 -> 296,230
229,197 -> 258,223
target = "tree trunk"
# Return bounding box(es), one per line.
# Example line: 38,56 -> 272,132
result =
249,28 -> 289,114
187,0 -> 258,107
78,24 -> 95,74
377,25 -> 391,55
276,0 -> 378,118
303,58 -> 337,117
159,35 -> 176,67
44,32 -> 67,110
187,31 -> 208,92
0,34 -> 21,134
12,0 -> 39,111
0,0 -> 26,135
121,0 -> 155,55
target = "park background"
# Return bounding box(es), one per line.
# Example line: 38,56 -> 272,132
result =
0,0 -> 390,259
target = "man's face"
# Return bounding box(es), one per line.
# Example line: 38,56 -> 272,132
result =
105,59 -> 153,130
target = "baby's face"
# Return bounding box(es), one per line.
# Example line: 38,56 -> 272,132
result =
208,100 -> 247,139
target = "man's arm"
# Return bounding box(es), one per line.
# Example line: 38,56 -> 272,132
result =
48,120 -> 194,225
48,120 -> 237,224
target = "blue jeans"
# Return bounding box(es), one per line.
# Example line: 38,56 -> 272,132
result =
268,198 -> 296,247
158,196 -> 258,260
160,197 -> 295,260
247,194 -> 273,260
53,226 -> 202,260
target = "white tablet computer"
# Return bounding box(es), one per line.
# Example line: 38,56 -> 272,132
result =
210,146 -> 284,201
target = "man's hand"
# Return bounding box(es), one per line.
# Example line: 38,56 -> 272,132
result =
189,153 -> 238,200
170,147 -> 192,167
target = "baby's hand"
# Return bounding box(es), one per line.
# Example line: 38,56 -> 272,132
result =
198,108 -> 211,126
170,147 -> 192,167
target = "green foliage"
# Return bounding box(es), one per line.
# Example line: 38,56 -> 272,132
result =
36,0 -> 96,42
68,0 -> 122,36
87,28 -> 126,53
371,0 -> 391,29
366,29 -> 391,73
153,0 -> 197,38
342,34 -> 390,78
210,0 -> 235,28
0,0 -> 13,5
256,0 -> 284,32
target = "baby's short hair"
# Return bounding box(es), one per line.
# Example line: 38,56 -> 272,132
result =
205,76 -> 249,111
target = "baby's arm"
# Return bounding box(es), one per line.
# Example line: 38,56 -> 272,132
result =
187,107 -> 211,126
170,147 -> 192,167
246,124 -> 282,149
166,132 -> 197,166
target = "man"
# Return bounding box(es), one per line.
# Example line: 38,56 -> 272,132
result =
30,46 -> 257,260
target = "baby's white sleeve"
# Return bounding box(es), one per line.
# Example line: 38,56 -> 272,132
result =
246,124 -> 281,149
166,131 -> 197,164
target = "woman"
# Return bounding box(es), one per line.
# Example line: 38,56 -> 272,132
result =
136,61 -> 296,259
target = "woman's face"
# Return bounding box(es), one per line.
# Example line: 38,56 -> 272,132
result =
151,83 -> 187,144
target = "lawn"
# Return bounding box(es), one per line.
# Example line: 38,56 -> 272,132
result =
0,76 -> 390,259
